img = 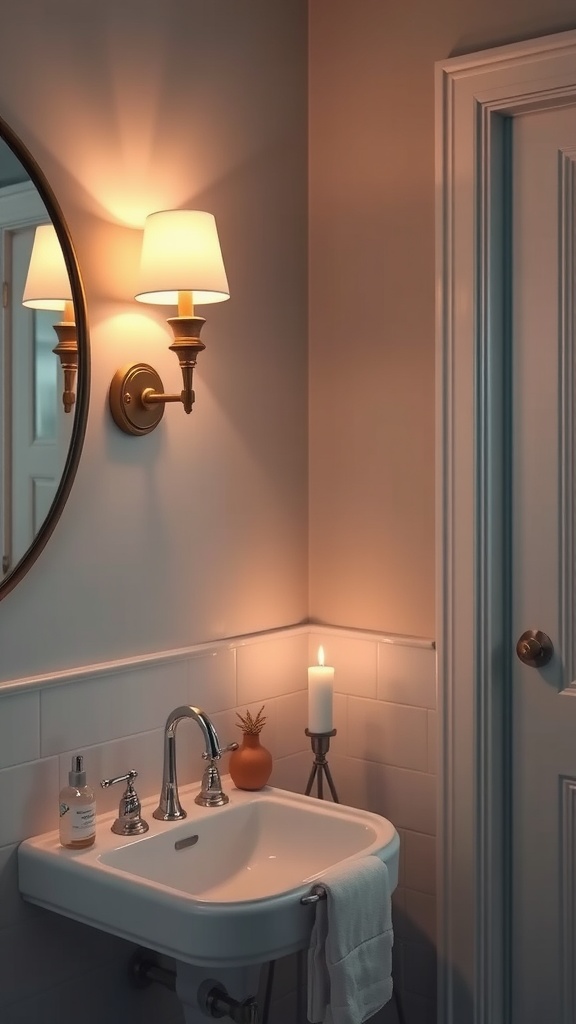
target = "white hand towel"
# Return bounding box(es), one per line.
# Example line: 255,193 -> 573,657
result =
307,855 -> 393,1024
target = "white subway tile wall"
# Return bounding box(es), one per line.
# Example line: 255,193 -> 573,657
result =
237,631 -> 309,704
308,633 -> 379,699
347,698 -> 428,771
0,625 -> 436,1024
0,692 -> 40,768
40,660 -> 190,756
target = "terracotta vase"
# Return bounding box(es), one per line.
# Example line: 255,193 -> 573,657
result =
229,732 -> 273,790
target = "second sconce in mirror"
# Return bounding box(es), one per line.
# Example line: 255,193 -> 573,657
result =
109,210 -> 229,436
23,224 -> 78,414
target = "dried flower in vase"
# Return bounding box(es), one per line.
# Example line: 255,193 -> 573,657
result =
236,705 -> 267,735
230,705 -> 272,790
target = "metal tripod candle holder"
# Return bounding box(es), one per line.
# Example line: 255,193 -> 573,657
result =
304,729 -> 339,802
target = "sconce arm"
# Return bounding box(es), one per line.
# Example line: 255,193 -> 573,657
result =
141,389 -> 183,405
109,315 -> 209,434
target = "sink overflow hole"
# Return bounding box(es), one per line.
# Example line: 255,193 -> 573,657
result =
174,834 -> 199,851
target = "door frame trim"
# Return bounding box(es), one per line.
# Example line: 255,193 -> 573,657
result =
436,28 -> 576,1024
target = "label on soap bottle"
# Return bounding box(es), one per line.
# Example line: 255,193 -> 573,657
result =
59,801 -> 96,843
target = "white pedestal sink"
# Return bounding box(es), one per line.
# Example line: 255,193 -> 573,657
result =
18,781 -> 399,1019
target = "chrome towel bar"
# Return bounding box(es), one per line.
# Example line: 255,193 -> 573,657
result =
300,885 -> 327,905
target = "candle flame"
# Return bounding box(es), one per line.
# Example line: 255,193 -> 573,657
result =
317,646 -> 325,667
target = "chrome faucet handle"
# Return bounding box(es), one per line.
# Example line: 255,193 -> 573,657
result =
196,743 -> 239,808
101,769 -> 149,836
201,740 -> 239,761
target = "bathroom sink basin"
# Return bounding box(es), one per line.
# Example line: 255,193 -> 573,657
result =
18,782 -> 399,968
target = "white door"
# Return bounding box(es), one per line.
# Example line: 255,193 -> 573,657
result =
436,31 -> 576,1024
511,106 -> 576,1023
0,183 -> 69,577
4,223 -> 67,572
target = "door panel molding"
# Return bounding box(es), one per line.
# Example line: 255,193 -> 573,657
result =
436,29 -> 576,1024
559,150 -> 576,695
560,777 -> 576,1023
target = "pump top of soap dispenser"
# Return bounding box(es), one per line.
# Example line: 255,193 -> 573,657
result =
69,755 -> 87,788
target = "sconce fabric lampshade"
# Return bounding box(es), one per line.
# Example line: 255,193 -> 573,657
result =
135,210 -> 229,306
22,223 -> 72,311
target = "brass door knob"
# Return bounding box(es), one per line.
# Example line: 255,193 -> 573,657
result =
516,629 -> 554,667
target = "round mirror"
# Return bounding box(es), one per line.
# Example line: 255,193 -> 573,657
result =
0,116 -> 89,599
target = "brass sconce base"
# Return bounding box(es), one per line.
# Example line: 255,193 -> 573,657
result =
109,363 -> 166,436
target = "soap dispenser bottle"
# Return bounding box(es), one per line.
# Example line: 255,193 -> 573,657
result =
59,755 -> 96,849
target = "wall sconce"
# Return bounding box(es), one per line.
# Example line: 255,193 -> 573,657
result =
109,209 -> 229,436
22,224 -> 77,413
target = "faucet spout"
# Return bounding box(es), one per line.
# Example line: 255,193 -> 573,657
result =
153,705 -> 234,820
166,704 -> 221,760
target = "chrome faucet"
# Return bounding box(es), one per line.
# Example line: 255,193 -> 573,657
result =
153,705 -> 238,819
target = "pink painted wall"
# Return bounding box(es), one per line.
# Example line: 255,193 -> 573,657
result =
0,0 -> 308,680
3,0 -> 576,668
308,0 -> 576,640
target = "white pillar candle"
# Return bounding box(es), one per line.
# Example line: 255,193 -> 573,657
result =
308,646 -> 334,733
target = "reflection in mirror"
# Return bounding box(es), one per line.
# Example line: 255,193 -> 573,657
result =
35,311 -> 60,439
0,121 -> 88,597
23,224 -> 78,414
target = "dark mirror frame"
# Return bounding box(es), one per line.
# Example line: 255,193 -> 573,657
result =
0,115 -> 90,601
